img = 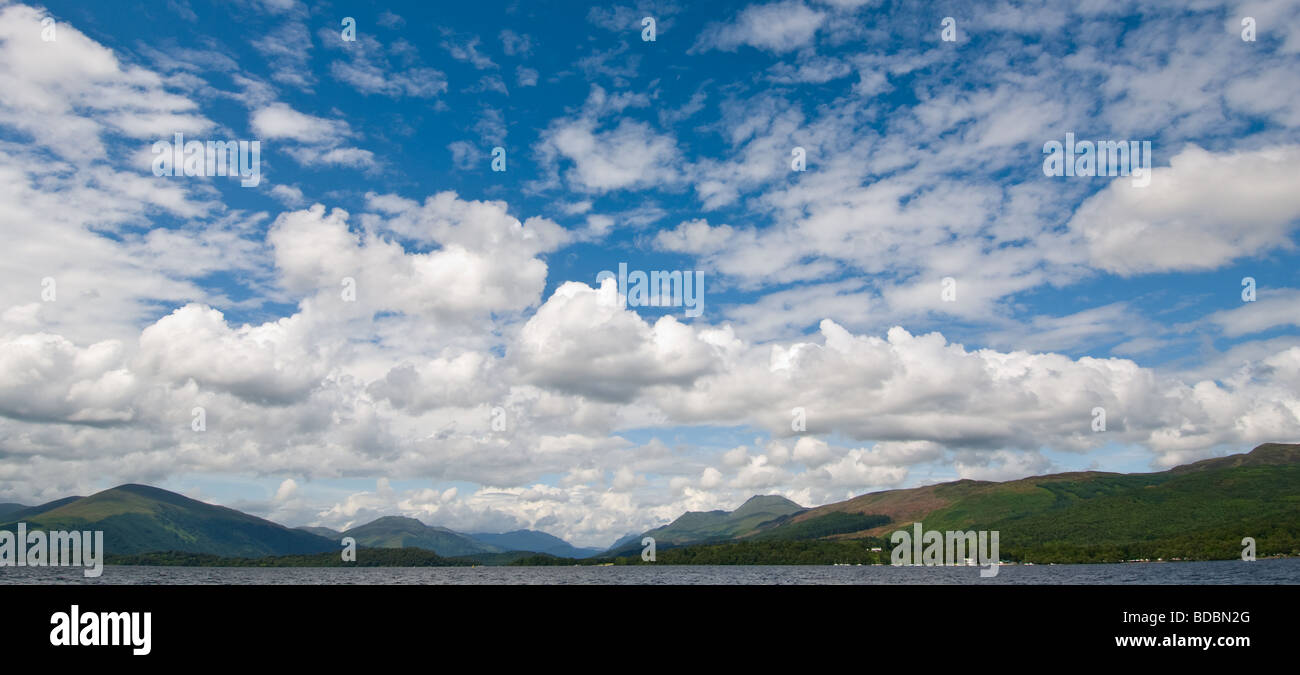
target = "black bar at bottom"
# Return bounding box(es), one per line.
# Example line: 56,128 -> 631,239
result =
1,584 -> 1291,665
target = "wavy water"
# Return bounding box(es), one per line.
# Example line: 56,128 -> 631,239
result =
3,557 -> 1298,585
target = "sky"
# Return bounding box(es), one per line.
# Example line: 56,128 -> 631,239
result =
1,0 -> 1298,548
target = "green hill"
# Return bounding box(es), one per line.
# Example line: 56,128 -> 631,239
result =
3,496 -> 83,522
604,494 -> 805,556
341,516 -> 500,557
296,526 -> 342,539
6,443 -> 1296,566
0,484 -> 335,557
469,530 -> 602,558
747,511 -> 891,541
712,442 -> 1300,562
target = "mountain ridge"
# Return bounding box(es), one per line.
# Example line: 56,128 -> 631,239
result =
603,493 -> 806,556
340,515 -> 500,557
5,442 -> 1296,563
599,442 -> 1300,557
777,442 -> 1300,539
469,530 -> 603,558
0,484 -> 334,557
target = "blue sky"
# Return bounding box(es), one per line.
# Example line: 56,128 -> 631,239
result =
1,0 -> 1299,546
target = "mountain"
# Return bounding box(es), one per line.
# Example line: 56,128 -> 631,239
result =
3,496 -> 83,522
470,530 -> 602,558
676,442 -> 1300,562
341,516 -> 500,557
606,532 -> 642,552
296,526 -> 342,539
605,494 -> 805,556
1169,442 -> 1300,473
6,442 -> 1295,565
772,442 -> 1300,535
0,484 -> 335,557
2,486 -> 594,561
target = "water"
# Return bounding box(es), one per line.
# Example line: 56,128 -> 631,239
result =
3,557 -> 1298,584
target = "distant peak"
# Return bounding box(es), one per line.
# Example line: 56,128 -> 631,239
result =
112,483 -> 162,492
739,494 -> 803,509
730,494 -> 805,520
371,515 -> 424,524
102,484 -> 196,504
1250,442 -> 1300,455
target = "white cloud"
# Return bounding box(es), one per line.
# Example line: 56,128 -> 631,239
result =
538,116 -> 681,193
285,145 -> 376,169
0,3 -> 211,159
250,103 -> 375,169
693,1 -> 827,53
271,184 -> 306,206
4,0 -> 1300,547
327,34 -> 448,98
1205,288 -> 1300,338
0,333 -> 136,423
136,304 -> 325,405
499,29 -> 532,57
1068,144 -> 1300,275
250,103 -> 348,143
792,436 -> 834,467
442,34 -> 497,70
516,66 -> 539,87
251,19 -> 314,90
268,203 -> 552,320
514,280 -> 724,401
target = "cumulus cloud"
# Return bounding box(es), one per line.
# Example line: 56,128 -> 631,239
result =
1068,144 -> 1300,275
0,334 -> 136,423
4,0 -> 1300,548
268,202 -> 552,320
538,115 -> 682,193
136,304 -> 325,405
514,280 -> 724,401
0,4 -> 211,158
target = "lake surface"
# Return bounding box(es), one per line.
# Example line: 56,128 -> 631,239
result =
3,557 -> 1299,584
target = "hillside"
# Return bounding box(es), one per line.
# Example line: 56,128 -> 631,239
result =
341,516 -> 500,557
4,443 -> 1295,565
604,494 -> 805,556
470,530 -> 602,558
2,496 -> 83,522
0,484 -> 335,557
296,526 -> 342,539
1,485 -> 600,561
677,442 -> 1300,562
